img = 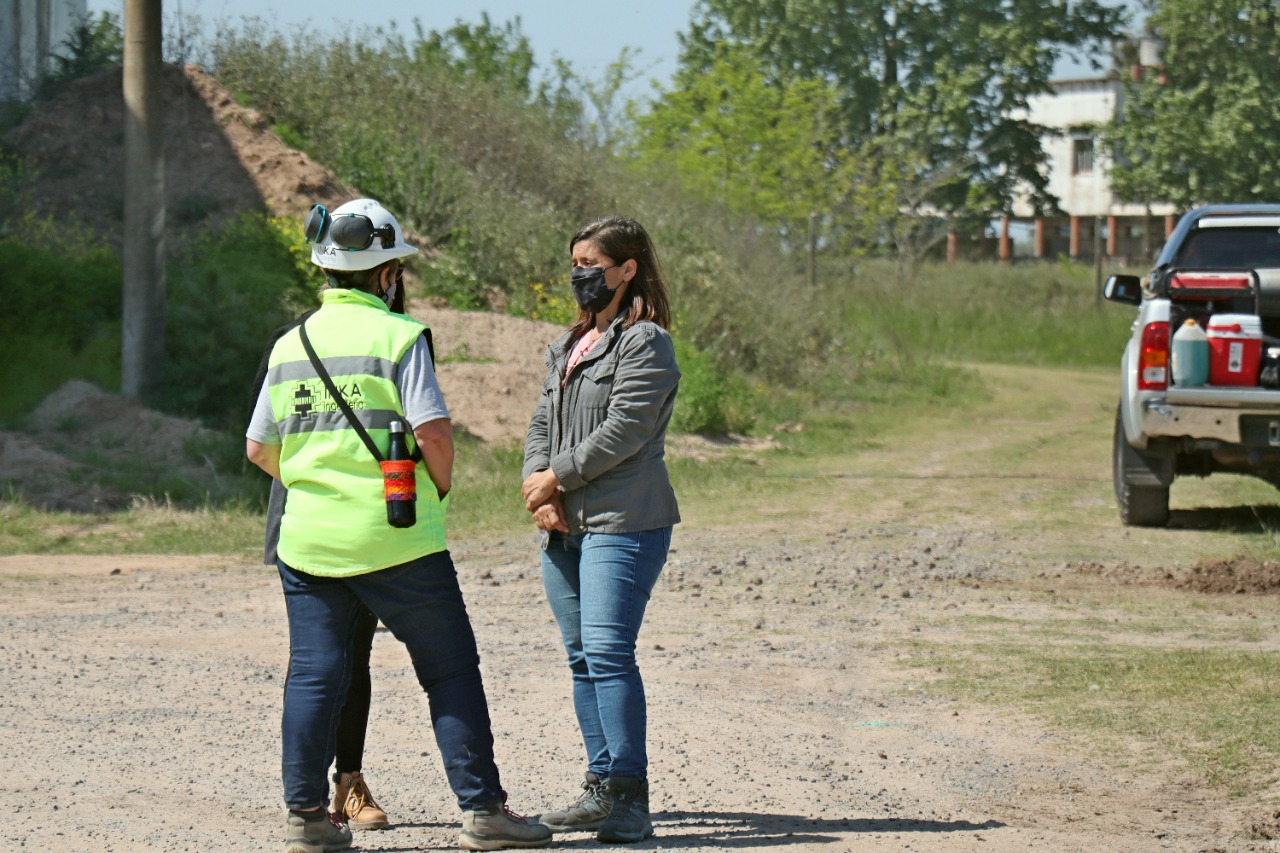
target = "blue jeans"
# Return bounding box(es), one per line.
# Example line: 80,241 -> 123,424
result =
277,551 -> 502,811
540,528 -> 671,780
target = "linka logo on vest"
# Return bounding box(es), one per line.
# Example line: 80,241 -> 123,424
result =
290,379 -> 367,419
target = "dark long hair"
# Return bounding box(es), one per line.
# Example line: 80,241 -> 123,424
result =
567,217 -> 672,342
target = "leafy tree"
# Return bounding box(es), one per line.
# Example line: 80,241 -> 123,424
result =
411,13 -> 536,98
632,46 -> 853,242
1106,0 -> 1280,207
674,0 -> 1126,219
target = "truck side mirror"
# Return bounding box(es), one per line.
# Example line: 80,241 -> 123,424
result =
1104,274 -> 1143,306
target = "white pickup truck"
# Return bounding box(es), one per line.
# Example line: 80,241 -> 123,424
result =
1106,204 -> 1280,526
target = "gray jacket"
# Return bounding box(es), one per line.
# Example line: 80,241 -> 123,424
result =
523,316 -> 681,536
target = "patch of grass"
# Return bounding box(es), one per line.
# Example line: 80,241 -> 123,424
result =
844,258 -> 1144,370
446,438 -> 529,539
908,635 -> 1280,797
0,498 -> 265,555
269,122 -> 308,153
438,342 -> 497,365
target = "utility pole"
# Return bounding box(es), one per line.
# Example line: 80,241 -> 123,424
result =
121,0 -> 165,401
1093,215 -> 1104,312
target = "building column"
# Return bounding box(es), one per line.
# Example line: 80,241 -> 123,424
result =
1034,218 -> 1047,259
1069,216 -> 1081,259
999,216 -> 1011,263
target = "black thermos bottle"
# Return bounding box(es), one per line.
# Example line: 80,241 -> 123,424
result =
385,420 -> 417,528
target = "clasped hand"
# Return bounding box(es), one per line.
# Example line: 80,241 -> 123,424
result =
522,469 -> 567,532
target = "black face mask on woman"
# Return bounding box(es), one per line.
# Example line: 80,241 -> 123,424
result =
570,265 -> 618,312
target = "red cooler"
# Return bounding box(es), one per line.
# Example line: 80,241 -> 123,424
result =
1206,314 -> 1263,386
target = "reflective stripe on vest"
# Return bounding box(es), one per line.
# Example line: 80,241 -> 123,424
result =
266,288 -> 447,577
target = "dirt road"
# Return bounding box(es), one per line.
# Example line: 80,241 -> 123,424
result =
5,363 -> 1279,852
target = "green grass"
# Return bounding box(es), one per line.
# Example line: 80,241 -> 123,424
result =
836,258 -> 1143,371
907,622 -> 1280,797
0,498 -> 265,556
447,439 -> 529,539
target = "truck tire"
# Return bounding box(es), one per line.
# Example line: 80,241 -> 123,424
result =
1113,407 -> 1171,527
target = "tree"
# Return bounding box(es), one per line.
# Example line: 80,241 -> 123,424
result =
37,11 -> 123,100
632,46 -> 853,243
675,0 -> 1126,219
1106,0 -> 1280,208
411,13 -> 536,97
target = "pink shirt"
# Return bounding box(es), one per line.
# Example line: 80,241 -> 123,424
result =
563,332 -> 600,386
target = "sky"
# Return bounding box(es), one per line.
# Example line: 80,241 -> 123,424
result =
86,0 -> 1148,98
86,0 -> 697,103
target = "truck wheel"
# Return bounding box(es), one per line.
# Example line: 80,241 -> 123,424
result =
1113,408 -> 1171,527
1119,484 -> 1170,527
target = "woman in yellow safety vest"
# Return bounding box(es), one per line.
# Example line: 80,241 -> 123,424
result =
246,198 -> 551,853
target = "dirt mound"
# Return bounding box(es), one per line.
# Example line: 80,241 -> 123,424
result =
1165,556 -> 1280,595
409,302 -> 559,446
0,380 -> 221,512
1071,556 -> 1280,595
31,379 -> 220,465
5,63 -> 356,248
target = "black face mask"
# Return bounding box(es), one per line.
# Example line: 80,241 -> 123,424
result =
570,265 -> 618,312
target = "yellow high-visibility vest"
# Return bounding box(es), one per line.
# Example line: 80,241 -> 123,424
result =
267,288 -> 447,576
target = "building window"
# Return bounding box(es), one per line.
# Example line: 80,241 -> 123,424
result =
1072,136 -> 1095,176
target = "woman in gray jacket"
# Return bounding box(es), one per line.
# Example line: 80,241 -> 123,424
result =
522,216 -> 680,844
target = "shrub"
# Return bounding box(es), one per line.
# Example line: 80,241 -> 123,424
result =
670,338 -> 754,435
158,211 -> 320,428
0,210 -> 123,421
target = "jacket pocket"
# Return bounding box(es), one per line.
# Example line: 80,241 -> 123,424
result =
573,361 -> 615,435
581,358 -> 617,399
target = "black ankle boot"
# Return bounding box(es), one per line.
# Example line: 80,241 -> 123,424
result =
595,776 -> 653,843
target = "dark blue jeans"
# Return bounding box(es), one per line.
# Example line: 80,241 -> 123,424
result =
277,550 -> 502,811
540,528 -> 671,780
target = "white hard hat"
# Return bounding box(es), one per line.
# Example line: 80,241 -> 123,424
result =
305,198 -> 418,272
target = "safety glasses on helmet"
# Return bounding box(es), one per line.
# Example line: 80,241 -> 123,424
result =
303,204 -> 397,251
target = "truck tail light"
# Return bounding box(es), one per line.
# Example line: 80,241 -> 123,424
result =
1138,321 -> 1169,390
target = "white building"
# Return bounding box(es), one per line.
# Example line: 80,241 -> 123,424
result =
1003,62 -> 1177,263
1,0 -> 89,102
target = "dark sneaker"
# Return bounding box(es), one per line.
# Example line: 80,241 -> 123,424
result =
539,771 -> 613,833
459,802 -> 553,850
284,809 -> 353,853
595,777 -> 653,843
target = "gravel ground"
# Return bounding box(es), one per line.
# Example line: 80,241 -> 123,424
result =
2,523 -> 1270,853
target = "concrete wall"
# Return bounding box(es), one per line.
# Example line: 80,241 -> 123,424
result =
1011,75 -> 1175,220
1,0 -> 89,102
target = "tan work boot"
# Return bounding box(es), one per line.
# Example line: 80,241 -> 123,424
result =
330,771 -> 389,831
459,802 -> 553,850
284,809 -> 352,853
